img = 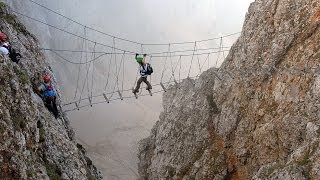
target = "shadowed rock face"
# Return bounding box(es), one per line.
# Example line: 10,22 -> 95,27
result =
138,0 -> 320,179
0,4 -> 101,180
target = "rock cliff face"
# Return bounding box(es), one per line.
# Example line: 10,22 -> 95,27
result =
138,0 -> 320,179
0,3 -> 101,180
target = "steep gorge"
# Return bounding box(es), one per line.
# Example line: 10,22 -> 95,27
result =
138,0 -> 320,179
0,3 -> 101,180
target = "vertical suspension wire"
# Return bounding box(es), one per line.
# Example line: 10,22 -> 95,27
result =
168,43 -> 176,84
108,37 -> 119,99
160,44 -> 170,82
109,51 -> 125,99
215,37 -> 223,67
195,43 -> 202,75
122,51 -> 126,94
117,51 -> 126,91
78,26 -> 92,106
104,37 -> 115,91
85,27 -> 90,98
73,27 -> 86,101
168,53 -> 182,84
221,37 -> 226,60
187,41 -> 197,77
197,53 -> 210,77
90,42 -> 97,101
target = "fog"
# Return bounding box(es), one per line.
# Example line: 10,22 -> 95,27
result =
6,0 -> 253,179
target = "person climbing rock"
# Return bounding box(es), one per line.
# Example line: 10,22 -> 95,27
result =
0,32 -> 22,63
133,53 -> 153,94
37,75 -> 59,118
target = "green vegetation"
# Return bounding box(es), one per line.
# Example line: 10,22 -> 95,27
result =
45,162 -> 62,180
26,169 -> 35,178
13,66 -> 29,85
296,157 -> 310,166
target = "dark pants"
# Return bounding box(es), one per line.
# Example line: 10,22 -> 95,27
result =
133,77 -> 152,93
45,96 -> 59,118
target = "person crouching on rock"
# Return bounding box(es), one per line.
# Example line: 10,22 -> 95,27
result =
38,75 -> 59,118
0,32 -> 9,58
0,32 -> 22,63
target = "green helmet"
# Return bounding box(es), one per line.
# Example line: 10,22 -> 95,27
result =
136,56 -> 143,63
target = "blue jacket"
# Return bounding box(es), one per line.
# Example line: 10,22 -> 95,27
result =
41,83 -> 57,97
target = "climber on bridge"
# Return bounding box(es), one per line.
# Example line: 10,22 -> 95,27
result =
0,32 -> 22,63
132,53 -> 153,94
37,75 -> 59,118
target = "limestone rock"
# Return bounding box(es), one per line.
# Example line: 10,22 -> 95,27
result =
0,3 -> 101,180
138,0 -> 320,179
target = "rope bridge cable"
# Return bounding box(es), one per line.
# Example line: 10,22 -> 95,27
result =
195,43 -> 202,74
73,28 -> 86,101
26,0 -> 142,45
77,27 -> 92,106
141,32 -> 241,46
48,50 -> 108,65
107,37 -> 118,99
11,10 -> 137,54
39,46 -> 232,56
104,39 -> 116,91
122,52 -> 126,93
47,48 -> 231,65
13,8 -> 240,50
16,2 -> 241,111
160,44 -> 171,83
64,47 -> 231,105
187,42 -> 197,77
167,54 -> 182,85
26,0 -> 241,46
196,53 -> 210,77
216,37 -> 223,67
63,75 -> 201,112
108,50 -> 125,100
90,42 -> 97,102
63,74 -> 200,107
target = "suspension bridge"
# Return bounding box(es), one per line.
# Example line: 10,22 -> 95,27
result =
12,0 -> 241,112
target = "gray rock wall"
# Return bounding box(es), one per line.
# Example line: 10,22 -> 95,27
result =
138,0 -> 320,179
0,3 -> 101,180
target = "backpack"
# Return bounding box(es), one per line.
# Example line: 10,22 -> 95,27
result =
146,63 -> 153,75
3,45 -> 22,63
43,83 -> 56,97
